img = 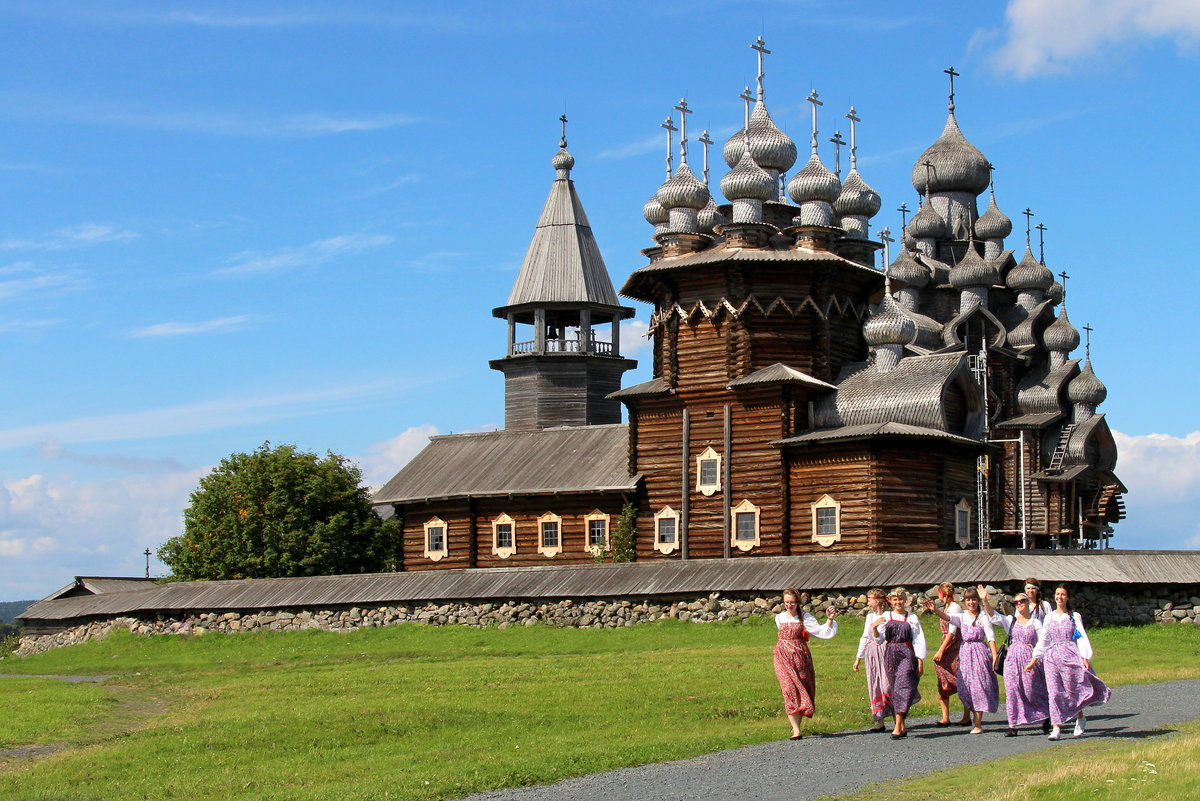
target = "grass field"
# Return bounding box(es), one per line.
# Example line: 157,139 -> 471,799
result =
1,618 -> 1197,801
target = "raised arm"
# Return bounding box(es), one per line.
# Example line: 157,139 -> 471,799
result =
805,607 -> 838,639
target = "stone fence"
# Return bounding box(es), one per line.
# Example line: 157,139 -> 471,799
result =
15,581 -> 1200,657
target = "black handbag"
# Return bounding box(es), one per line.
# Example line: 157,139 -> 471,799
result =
994,643 -> 1008,675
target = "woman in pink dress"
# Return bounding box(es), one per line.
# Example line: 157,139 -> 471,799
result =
774,588 -> 838,739
983,589 -> 1051,736
1026,584 -> 1110,739
926,587 -> 999,734
852,588 -> 890,731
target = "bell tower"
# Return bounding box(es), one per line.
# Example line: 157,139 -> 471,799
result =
490,120 -> 636,430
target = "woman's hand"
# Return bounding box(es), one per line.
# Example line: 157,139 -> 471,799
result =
873,616 -> 887,632
852,658 -> 860,672
1083,659 -> 1091,670
826,606 -> 838,620
916,659 -> 924,677
1024,658 -> 1038,673
933,649 -> 945,662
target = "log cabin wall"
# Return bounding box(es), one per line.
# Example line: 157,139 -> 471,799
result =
399,493 -> 628,571
941,452 -> 978,548
873,446 -> 943,552
629,397 -> 684,560
787,446 -> 875,552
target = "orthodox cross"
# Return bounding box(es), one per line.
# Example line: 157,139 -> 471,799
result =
880,226 -> 894,272
144,548 -> 152,578
1058,270 -> 1070,308
559,114 -> 568,148
806,89 -> 822,154
944,65 -> 960,113
922,161 -> 935,203
1035,222 -> 1048,263
846,106 -> 861,171
739,86 -> 755,148
674,98 -> 693,165
1022,207 -> 1034,249
986,161 -> 996,194
829,131 -> 846,178
698,129 -> 714,186
660,116 -> 677,179
1082,323 -> 1093,360
751,36 -> 770,102
897,201 -> 910,229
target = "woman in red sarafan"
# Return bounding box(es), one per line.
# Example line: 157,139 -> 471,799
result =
773,588 -> 839,739
931,581 -> 971,726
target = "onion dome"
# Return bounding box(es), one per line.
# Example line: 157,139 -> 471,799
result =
1005,248 -> 1054,292
906,199 -> 947,239
863,292 -> 916,347
888,247 -> 930,288
975,191 -> 1011,240
787,154 -> 841,204
1044,308 -> 1080,353
949,244 -> 1000,288
697,197 -> 727,233
912,113 -> 990,196
721,151 -> 776,202
1046,280 -> 1065,305
722,103 -> 798,173
833,169 -> 882,218
655,163 -> 709,211
551,147 -> 575,173
1068,359 -> 1107,407
643,194 -> 668,228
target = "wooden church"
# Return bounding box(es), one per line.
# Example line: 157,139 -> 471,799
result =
373,50 -> 1125,571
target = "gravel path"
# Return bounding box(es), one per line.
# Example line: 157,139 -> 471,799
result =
462,679 -> 1200,801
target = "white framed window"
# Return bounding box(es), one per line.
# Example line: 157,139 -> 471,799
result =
423,516 -> 448,561
810,495 -> 841,548
695,446 -> 722,496
584,510 -> 610,554
731,499 -> 761,551
654,506 -> 680,554
492,513 -> 516,559
955,498 -> 972,548
538,512 -> 563,557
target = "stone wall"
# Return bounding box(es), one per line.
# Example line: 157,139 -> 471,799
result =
15,581 -> 1200,657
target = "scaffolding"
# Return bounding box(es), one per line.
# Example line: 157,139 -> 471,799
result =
971,346 -> 1029,549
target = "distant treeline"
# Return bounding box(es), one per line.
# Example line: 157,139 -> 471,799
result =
0,600 -> 33,624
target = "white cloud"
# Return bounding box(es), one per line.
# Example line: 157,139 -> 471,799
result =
129,315 -> 255,338
216,234 -> 394,276
0,318 -> 59,333
0,222 -> 138,251
620,318 -> 652,356
1110,429 -> 1200,549
597,133 -> 665,161
989,0 -> 1200,78
0,269 -> 86,301
356,425 -> 440,489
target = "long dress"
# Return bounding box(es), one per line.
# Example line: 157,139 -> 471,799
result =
933,601 -> 963,700
946,611 -> 999,713
876,611 -> 925,715
773,612 -> 838,717
1033,610 -> 1111,725
992,613 -> 1050,726
856,612 -> 891,720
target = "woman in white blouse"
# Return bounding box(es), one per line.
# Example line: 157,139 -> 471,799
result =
773,588 -> 839,739
851,588 -> 890,731
1025,584 -> 1111,739
872,587 -> 926,739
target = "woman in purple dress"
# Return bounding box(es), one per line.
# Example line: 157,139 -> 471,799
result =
852,588 -> 890,731
984,589 -> 1051,736
1026,585 -> 1110,739
926,587 -> 998,734
872,587 -> 925,739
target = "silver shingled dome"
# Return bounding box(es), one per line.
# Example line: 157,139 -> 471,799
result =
551,147 -> 575,172
912,113 -> 990,196
863,292 -> 916,347
721,151 -> 776,202
949,245 -> 1000,288
1068,359 -> 1107,407
1044,308 -> 1081,353
833,168 -> 882,218
1005,249 -> 1054,292
887,247 -> 930,288
655,163 -> 710,211
906,200 -> 947,240
722,102 -> 798,172
975,192 -> 1012,240
787,153 -> 841,204
698,197 -> 727,233
643,194 -> 669,227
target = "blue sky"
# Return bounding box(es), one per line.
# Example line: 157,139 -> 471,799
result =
2,0 -> 1199,601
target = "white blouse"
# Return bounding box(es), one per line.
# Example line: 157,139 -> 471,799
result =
1031,611 -> 1094,661
941,601 -> 964,634
1027,599 -> 1054,622
873,611 -> 927,660
989,611 -> 1043,638
775,611 -> 838,639
945,610 -> 995,643
856,611 -> 884,658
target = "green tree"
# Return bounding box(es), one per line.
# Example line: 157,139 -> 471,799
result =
158,443 -> 399,581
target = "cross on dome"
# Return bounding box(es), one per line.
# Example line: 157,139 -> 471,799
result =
751,36 -> 770,102
846,106 -> 862,170
559,114 -> 568,148
806,89 -> 823,155
698,129 -> 714,185
1035,222 -> 1048,263
897,201 -> 910,228
829,131 -> 845,178
660,116 -> 677,179
1022,207 -> 1034,249
944,65 -> 960,113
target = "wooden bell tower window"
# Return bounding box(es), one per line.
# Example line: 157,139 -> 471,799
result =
810,495 -> 841,548
492,513 -> 516,559
731,499 -> 761,551
695,446 -> 722,496
955,498 -> 973,549
423,517 -> 448,561
538,512 -> 563,557
654,506 -> 680,554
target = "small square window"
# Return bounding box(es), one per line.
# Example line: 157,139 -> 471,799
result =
699,459 -> 718,486
496,523 -> 513,549
588,519 -> 607,548
541,521 -> 560,548
427,526 -> 445,552
695,447 -> 722,496
735,511 -> 756,540
657,517 -> 676,543
955,500 -> 972,548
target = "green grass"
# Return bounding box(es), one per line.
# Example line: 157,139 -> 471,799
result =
0,618 -> 1196,801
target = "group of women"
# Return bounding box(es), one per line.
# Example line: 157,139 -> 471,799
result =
773,580 -> 1111,740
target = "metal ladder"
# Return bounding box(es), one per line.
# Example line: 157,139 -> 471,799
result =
1047,424 -> 1076,472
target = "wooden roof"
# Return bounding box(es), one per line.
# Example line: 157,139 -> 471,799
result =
372,424 -> 637,505
21,550 -> 1200,622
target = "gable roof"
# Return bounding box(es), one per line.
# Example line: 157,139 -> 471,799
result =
728,363 -> 837,391
775,421 -> 985,449
372,424 -> 637,505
